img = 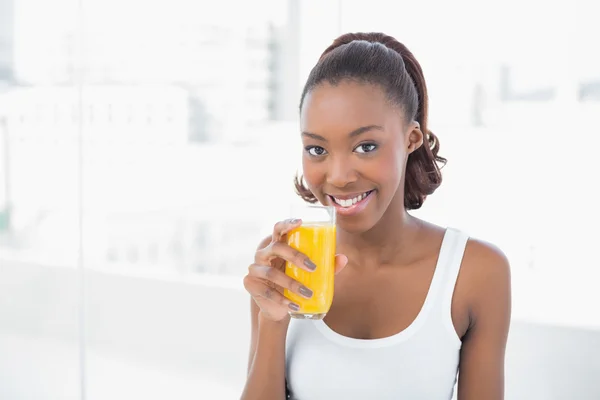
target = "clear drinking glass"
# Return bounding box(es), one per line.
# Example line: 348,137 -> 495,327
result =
284,204 -> 336,320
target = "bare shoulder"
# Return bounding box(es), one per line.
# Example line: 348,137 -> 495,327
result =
462,237 -> 511,286
459,236 -> 511,318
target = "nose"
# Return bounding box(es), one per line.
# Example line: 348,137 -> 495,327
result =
326,155 -> 358,188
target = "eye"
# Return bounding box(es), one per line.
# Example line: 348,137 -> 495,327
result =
354,143 -> 378,154
305,146 -> 328,157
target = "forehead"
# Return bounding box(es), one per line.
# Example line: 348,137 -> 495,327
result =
300,81 -> 403,132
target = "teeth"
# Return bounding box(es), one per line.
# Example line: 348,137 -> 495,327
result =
333,191 -> 370,208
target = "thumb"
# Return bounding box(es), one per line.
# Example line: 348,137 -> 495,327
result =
334,254 -> 348,275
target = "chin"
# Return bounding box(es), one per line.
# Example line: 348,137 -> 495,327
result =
335,215 -> 378,234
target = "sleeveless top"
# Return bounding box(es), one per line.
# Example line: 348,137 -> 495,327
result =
285,228 -> 469,400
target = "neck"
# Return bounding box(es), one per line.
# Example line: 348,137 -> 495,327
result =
338,198 -> 422,269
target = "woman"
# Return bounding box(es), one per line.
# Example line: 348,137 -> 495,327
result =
241,32 -> 511,400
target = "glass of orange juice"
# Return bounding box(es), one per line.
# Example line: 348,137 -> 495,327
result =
284,204 -> 336,320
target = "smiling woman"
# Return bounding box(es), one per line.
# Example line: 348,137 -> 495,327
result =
242,32 -> 511,400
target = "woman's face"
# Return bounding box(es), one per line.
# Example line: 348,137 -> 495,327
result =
300,81 -> 422,233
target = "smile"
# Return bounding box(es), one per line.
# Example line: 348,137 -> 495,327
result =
328,190 -> 375,216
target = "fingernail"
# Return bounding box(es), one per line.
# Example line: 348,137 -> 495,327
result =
288,303 -> 300,312
299,286 -> 313,298
304,259 -> 317,270
289,218 -> 300,224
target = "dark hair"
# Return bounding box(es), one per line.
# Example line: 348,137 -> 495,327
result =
294,32 -> 446,210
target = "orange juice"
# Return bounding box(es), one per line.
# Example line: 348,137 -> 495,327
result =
285,223 -> 336,318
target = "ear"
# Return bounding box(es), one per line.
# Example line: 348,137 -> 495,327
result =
406,122 -> 424,154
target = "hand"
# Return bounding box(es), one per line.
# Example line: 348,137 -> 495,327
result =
243,218 -> 348,322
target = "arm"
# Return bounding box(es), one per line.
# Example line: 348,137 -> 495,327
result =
457,240 -> 512,400
241,234 -> 292,400
241,299 -> 289,400
240,227 -> 348,400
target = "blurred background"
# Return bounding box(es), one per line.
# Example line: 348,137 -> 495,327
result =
0,0 -> 598,399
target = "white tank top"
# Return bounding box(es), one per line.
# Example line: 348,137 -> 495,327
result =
285,228 -> 469,400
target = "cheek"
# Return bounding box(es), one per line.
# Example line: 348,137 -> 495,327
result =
376,148 -> 404,187
302,157 -> 326,192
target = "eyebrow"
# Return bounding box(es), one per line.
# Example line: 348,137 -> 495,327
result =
301,125 -> 384,142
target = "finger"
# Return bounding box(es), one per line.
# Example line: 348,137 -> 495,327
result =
248,264 -> 313,299
243,275 -> 301,312
271,218 -> 302,242
334,254 -> 348,275
256,241 -> 317,272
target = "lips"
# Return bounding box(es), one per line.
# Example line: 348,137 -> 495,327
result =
329,190 -> 374,208
325,189 -> 376,217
